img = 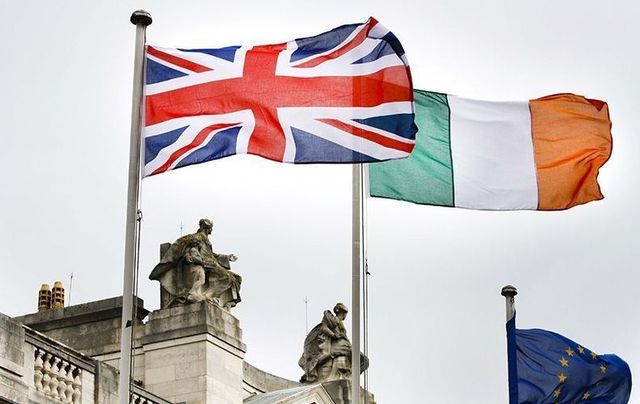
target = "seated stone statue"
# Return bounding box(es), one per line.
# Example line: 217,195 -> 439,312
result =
149,218 -> 241,310
298,303 -> 369,384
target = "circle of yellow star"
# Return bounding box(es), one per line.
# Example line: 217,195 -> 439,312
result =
559,357 -> 569,367
578,346 -> 585,354
600,365 -> 607,374
583,391 -> 591,400
565,348 -> 575,357
558,373 -> 567,383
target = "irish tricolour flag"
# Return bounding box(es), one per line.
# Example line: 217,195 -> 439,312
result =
369,90 -> 612,210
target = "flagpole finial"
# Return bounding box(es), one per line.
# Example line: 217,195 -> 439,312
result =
130,10 -> 152,26
501,285 -> 517,321
501,285 -> 518,298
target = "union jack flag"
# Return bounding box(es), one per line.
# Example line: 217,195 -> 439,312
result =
144,18 -> 416,176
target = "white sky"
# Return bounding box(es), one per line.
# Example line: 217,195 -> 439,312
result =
1,1 -> 638,403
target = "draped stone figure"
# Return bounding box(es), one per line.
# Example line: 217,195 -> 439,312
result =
298,303 -> 369,384
149,219 -> 241,310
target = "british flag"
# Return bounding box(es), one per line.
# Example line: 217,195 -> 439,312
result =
144,18 -> 416,176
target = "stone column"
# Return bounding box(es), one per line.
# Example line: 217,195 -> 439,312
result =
140,302 -> 246,404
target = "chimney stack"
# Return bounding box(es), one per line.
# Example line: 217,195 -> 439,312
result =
51,281 -> 65,309
38,284 -> 52,311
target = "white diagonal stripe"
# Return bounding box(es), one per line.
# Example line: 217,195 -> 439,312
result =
144,111 -> 253,175
287,22 -> 368,67
147,53 -> 195,75
286,115 -> 409,160
368,22 -> 390,39
145,46 -> 250,95
346,119 -> 414,145
278,54 -> 404,77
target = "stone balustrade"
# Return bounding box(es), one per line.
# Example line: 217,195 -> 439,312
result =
5,316 -> 168,404
33,347 -> 82,403
14,320 -> 117,403
130,385 -> 171,404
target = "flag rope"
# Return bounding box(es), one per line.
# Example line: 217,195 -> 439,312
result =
128,209 -> 143,399
362,163 -> 370,403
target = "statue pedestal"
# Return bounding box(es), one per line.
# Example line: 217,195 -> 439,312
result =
140,302 -> 246,404
322,380 -> 377,404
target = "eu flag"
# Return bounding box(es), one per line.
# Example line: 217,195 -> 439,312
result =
507,313 -> 632,403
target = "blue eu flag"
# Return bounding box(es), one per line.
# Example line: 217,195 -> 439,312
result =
507,313 -> 632,403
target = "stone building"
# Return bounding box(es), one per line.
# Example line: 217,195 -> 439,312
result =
0,221 -> 374,403
1,294 -> 373,404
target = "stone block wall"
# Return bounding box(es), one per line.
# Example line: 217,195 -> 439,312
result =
140,303 -> 247,404
0,313 -> 28,403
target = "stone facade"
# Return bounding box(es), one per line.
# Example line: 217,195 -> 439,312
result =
133,302 -> 246,404
16,297 -> 149,358
4,297 -> 374,404
0,312 -> 166,404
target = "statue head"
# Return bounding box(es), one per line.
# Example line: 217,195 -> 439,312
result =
198,218 -> 213,235
333,303 -> 348,320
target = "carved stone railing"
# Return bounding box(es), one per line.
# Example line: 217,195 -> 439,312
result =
130,384 -> 172,404
23,326 -> 97,403
21,325 -> 171,404
33,347 -> 82,402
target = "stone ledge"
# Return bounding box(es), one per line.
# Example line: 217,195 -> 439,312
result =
141,302 -> 246,353
15,296 -> 149,331
23,327 -> 97,372
243,362 -> 300,394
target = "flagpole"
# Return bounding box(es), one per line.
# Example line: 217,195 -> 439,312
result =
501,285 -> 518,322
119,10 -> 151,404
351,164 -> 362,404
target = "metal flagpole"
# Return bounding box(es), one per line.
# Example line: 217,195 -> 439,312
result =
361,164 -> 369,404
118,10 -> 152,404
351,164 -> 362,404
501,285 -> 518,322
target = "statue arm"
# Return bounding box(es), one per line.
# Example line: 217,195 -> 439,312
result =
319,323 -> 337,339
335,323 -> 348,339
205,253 -> 236,269
320,310 -> 338,338
214,253 -> 237,261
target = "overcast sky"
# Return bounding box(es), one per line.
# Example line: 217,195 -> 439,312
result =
1,1 -> 639,403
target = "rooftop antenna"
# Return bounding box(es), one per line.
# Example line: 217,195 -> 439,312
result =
304,296 -> 309,334
68,272 -> 74,306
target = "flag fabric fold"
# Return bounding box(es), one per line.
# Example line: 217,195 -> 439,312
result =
143,18 -> 416,176
369,89 -> 612,210
507,313 -> 632,404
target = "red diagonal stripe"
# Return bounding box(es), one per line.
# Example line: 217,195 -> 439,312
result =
147,46 -> 213,73
318,119 -> 414,153
295,24 -> 370,68
151,122 -> 239,175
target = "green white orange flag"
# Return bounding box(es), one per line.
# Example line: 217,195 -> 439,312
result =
368,90 -> 612,210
